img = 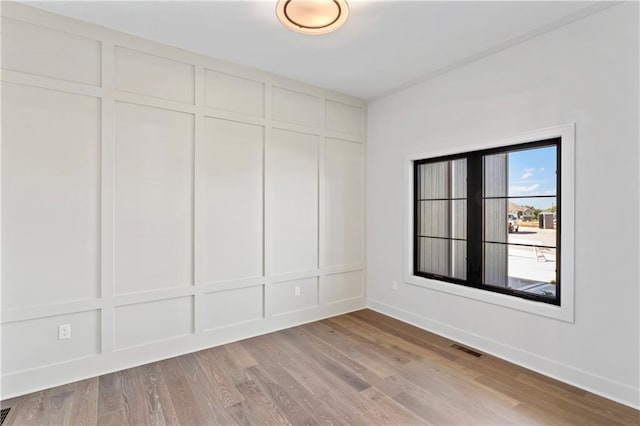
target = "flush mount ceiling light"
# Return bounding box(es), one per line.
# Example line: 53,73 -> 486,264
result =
276,0 -> 349,35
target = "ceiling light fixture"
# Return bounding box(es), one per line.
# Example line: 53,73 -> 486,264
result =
276,0 -> 349,35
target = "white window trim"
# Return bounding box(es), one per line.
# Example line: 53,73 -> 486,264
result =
403,124 -> 575,323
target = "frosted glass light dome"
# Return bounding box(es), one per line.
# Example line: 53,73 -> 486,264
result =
276,0 -> 349,35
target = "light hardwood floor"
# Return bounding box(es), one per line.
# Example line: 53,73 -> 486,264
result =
2,309 -> 638,425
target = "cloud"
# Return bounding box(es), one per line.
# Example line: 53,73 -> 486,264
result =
510,183 -> 540,193
520,167 -> 535,179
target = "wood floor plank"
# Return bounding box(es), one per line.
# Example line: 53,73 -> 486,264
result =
3,309 -> 638,425
303,321 -> 363,359
306,320 -> 407,379
193,348 -> 246,408
114,366 -> 154,425
224,341 -> 258,370
43,383 -> 76,425
286,326 -> 369,374
244,366 -> 317,425
134,362 -> 180,426
65,378 -> 99,426
361,387 -> 428,425
241,334 -> 345,425
324,316 -> 444,367
173,354 -> 235,425
279,328 -> 372,392
96,409 -> 128,426
4,390 -> 48,426
154,357 -> 213,425
476,373 -> 627,425
265,333 -> 377,422
234,374 -> 292,425
97,371 -> 125,417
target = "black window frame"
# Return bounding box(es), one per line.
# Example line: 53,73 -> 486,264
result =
413,137 -> 561,305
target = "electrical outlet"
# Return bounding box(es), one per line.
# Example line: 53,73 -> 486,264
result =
392,281 -> 399,290
294,286 -> 301,297
58,324 -> 71,340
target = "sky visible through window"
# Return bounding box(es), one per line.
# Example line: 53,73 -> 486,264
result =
507,146 -> 557,210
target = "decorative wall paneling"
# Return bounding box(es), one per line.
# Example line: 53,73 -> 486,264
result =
0,3 -> 366,399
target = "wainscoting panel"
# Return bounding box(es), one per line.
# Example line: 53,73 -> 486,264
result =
0,2 -> 366,400
113,102 -> 194,295
1,82 -> 101,309
325,270 -> 364,303
115,46 -> 195,104
114,297 -> 194,350
271,277 -> 319,316
1,16 -> 101,86
201,118 -> 263,284
1,310 -> 100,374
324,137 -> 364,268
325,100 -> 364,138
204,69 -> 264,117
267,129 -> 319,275
202,286 -> 264,331
272,86 -> 321,128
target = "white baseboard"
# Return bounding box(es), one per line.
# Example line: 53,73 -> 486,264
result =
367,298 -> 640,410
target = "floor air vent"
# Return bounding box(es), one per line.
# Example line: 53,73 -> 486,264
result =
0,408 -> 10,425
451,344 -> 483,358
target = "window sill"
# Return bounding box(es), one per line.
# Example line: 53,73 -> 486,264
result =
403,273 -> 574,322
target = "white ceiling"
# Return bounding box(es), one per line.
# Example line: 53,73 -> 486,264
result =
26,1 -> 609,100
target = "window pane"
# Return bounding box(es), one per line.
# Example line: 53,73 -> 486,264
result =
483,143 -> 558,300
418,237 -> 449,276
451,240 -> 467,280
451,200 -> 467,240
451,158 -> 467,199
418,200 -> 466,239
417,161 -> 449,199
508,197 -> 557,247
483,153 -> 508,198
418,200 -> 449,238
483,242 -> 507,287
483,198 -> 508,243
484,243 -> 557,300
508,146 -> 557,197
484,146 -> 557,198
484,197 -> 557,246
417,237 -> 466,280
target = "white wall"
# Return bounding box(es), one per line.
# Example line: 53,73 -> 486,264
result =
367,3 -> 639,408
0,3 -> 366,399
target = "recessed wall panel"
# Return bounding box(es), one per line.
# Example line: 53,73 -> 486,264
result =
272,87 -> 321,128
202,118 -> 263,283
1,310 -> 100,374
271,278 -> 318,315
267,129 -> 318,274
204,69 -> 264,117
324,138 -> 364,267
115,47 -> 195,104
1,83 -> 100,309
1,17 -> 101,86
325,271 -> 363,303
325,100 -> 363,137
114,297 -> 193,350
202,286 -> 264,330
114,102 -> 194,295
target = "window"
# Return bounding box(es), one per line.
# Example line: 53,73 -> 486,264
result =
414,138 -> 560,305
